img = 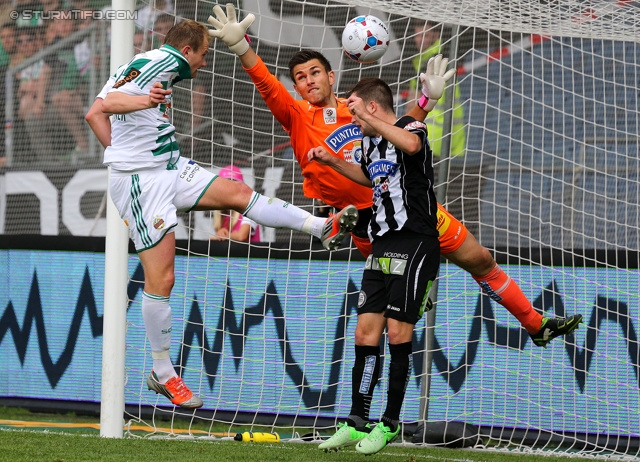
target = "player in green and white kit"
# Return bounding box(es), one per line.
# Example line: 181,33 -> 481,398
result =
95,19 -> 358,409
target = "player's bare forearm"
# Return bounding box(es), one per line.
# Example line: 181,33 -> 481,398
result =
85,98 -> 111,148
308,147 -> 370,187
348,95 -> 422,154
102,83 -> 170,114
365,115 -> 421,154
406,103 -> 428,121
102,92 -> 152,114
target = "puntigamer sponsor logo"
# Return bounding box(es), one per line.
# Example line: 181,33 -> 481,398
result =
367,160 -> 397,179
325,124 -> 361,153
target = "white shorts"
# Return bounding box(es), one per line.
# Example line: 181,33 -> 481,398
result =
110,157 -> 216,251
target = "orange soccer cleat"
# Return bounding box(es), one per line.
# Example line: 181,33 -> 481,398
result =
146,371 -> 203,409
320,204 -> 359,251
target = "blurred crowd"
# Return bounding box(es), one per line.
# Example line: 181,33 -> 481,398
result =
0,0 -> 199,168
0,0 -> 102,165
0,3 -> 457,175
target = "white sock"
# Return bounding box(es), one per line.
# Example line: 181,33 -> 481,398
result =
142,292 -> 177,383
243,192 -> 325,238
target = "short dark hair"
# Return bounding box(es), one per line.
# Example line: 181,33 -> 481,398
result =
164,19 -> 208,52
288,49 -> 332,81
348,77 -> 394,113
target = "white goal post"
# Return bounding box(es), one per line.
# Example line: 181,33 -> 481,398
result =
100,0 -> 640,458
100,0 -> 134,439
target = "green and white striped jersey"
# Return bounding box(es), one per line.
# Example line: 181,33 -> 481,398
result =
103,45 -> 192,171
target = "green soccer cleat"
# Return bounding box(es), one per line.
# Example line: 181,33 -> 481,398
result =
355,421 -> 400,455
318,422 -> 370,451
530,314 -> 583,348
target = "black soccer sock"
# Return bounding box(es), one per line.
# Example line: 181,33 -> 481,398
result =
382,341 -> 413,430
349,344 -> 380,423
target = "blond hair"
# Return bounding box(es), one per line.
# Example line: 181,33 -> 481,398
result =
164,19 -> 209,51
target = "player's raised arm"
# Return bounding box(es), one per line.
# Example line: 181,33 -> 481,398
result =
348,94 -> 422,155
207,3 -> 258,68
308,146 -> 371,187
405,54 -> 456,121
102,82 -> 171,114
85,98 -> 111,148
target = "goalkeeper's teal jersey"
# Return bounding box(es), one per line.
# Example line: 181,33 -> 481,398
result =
103,45 -> 192,171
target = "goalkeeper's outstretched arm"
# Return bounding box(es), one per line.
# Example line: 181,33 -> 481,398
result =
207,3 -> 259,69
207,2 -> 457,123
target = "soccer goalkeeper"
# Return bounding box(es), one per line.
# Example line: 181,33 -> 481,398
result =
207,2 -> 583,355
208,3 -> 583,450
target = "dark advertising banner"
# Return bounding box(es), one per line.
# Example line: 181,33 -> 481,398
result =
0,248 -> 638,436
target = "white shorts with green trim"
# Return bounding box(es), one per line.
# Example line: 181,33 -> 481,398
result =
110,158 -> 216,252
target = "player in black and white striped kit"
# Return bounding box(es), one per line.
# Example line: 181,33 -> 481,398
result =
309,77 -> 440,455
361,113 -> 439,240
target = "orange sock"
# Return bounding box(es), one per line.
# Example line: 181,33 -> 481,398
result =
472,265 -> 543,334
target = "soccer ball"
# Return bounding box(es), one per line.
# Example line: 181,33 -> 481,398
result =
341,15 -> 390,64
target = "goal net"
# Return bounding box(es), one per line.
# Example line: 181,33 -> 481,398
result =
116,0 -> 639,458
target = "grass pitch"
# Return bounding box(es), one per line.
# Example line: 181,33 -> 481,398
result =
0,407 -> 601,462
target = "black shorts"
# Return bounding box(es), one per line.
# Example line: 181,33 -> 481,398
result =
357,232 -> 440,325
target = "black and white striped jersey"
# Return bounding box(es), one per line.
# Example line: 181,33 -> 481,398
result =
359,115 -> 439,240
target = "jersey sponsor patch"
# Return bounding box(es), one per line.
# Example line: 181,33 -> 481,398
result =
325,124 -> 362,153
367,159 -> 398,179
343,143 -> 363,164
323,107 -> 337,124
404,120 -> 426,131
113,67 -> 141,89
